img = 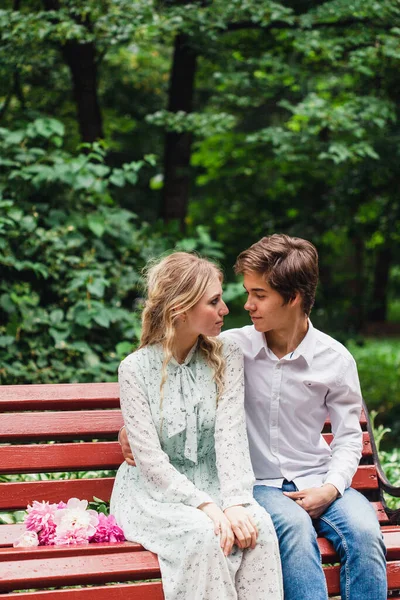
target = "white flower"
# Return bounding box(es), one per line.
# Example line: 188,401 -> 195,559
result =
53,498 -> 99,538
13,530 -> 39,547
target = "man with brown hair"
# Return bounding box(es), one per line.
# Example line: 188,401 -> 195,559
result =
120,233 -> 387,599
221,234 -> 386,600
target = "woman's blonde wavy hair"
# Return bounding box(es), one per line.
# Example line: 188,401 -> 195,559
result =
139,252 -> 225,406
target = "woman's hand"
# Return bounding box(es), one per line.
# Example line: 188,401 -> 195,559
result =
224,505 -> 258,550
198,502 -> 235,556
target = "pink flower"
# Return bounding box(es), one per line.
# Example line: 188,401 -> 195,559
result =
18,498 -> 123,547
54,525 -> 90,546
13,530 -> 39,547
25,501 -> 57,533
53,498 -> 99,542
106,515 -> 125,542
90,513 -> 125,543
38,521 -> 57,546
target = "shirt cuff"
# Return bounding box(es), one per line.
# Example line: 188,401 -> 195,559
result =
221,494 -> 254,511
323,473 -> 346,497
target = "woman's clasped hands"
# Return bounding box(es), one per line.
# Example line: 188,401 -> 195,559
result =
198,502 -> 258,556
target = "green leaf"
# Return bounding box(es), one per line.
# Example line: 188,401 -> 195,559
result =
87,278 -> 108,298
87,215 -> 105,238
0,335 -> 15,347
93,307 -> 111,328
109,169 -> 125,187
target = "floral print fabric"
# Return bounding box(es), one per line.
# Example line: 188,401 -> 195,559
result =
111,339 -> 283,599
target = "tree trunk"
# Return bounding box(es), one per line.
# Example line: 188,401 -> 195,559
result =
61,42 -> 104,142
42,0 -> 103,143
368,246 -> 392,322
348,234 -> 366,331
160,34 -> 197,227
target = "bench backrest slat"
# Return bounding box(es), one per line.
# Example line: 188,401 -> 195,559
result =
0,383 -> 120,411
0,466 -> 378,511
0,411 -> 123,442
0,478 -> 115,511
0,434 -> 372,476
0,442 -> 123,474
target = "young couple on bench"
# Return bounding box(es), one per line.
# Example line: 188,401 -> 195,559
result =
112,234 -> 387,600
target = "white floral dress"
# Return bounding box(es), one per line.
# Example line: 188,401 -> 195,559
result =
110,339 -> 283,600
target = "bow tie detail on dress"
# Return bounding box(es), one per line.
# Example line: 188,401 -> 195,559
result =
164,362 -> 201,464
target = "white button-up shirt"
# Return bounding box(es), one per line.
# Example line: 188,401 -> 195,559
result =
221,322 -> 363,495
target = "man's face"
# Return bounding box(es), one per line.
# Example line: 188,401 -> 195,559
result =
243,271 -> 295,333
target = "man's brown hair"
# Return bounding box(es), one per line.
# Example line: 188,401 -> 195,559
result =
234,234 -> 319,316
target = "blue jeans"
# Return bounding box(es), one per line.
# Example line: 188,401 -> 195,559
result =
253,482 -> 387,600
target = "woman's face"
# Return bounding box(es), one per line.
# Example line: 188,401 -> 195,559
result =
184,277 -> 229,337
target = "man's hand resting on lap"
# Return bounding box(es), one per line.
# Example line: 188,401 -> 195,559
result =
119,426 -> 136,466
283,484 -> 339,519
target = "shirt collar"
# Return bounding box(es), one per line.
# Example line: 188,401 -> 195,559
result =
289,320 -> 316,367
249,320 -> 316,367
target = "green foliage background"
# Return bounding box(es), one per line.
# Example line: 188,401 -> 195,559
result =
1,0 -> 400,455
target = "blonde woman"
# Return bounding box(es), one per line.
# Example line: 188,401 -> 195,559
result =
110,252 -> 283,600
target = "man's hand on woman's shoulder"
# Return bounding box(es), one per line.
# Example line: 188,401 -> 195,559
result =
118,426 -> 136,466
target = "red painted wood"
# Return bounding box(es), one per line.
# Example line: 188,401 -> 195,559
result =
324,565 -> 340,595
322,561 -> 400,595
0,542 -> 142,561
318,527 -> 400,562
0,478 -> 115,510
0,442 -> 123,474
324,432 -> 372,456
350,464 -> 378,490
0,435 -> 372,475
324,409 -> 367,429
0,383 -> 120,411
0,582 -> 164,600
0,550 -> 161,591
0,524 -> 25,547
386,561 -> 400,590
0,411 -> 123,442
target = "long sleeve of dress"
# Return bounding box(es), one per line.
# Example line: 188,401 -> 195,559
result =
214,341 -> 255,510
118,355 -> 214,508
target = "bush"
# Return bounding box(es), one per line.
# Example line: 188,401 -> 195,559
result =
347,339 -> 400,447
0,118 -> 224,384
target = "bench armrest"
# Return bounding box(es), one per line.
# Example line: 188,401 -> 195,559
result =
362,401 -> 400,520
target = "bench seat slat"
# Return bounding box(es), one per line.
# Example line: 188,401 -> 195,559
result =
0,526 -> 398,562
0,550 -> 160,592
0,582 -> 164,600
1,552 -> 399,596
0,412 -> 123,442
324,562 -> 400,596
0,383 -> 120,412
0,442 -> 123,474
0,541 -> 142,560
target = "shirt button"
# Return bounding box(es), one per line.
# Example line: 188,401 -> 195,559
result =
276,364 -> 281,369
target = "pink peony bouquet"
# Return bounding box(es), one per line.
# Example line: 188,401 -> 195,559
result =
13,498 -> 125,547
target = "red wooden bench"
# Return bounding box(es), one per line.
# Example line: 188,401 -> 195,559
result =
0,383 -> 399,599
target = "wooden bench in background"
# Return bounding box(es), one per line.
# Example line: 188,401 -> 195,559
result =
0,383 -> 399,599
